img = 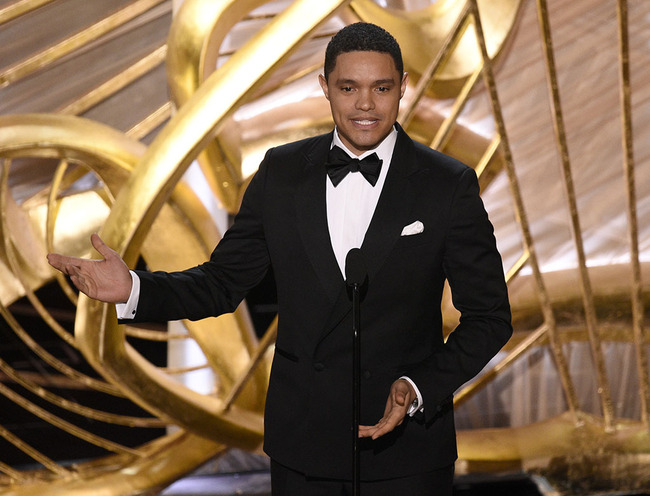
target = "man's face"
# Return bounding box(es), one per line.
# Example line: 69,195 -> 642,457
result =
319,51 -> 408,156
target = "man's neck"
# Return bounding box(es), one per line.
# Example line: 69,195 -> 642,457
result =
332,126 -> 398,161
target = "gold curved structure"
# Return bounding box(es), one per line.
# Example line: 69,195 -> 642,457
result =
0,113 -> 228,493
350,0 -> 522,97
165,0 -> 522,213
0,0 -> 648,494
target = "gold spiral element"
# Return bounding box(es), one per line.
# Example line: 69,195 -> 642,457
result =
75,0 -> 353,451
5,0 -> 646,494
0,0 -> 527,492
0,113 -> 226,493
350,0 -> 522,97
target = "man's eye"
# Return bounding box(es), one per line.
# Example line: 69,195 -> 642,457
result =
341,86 -> 353,92
377,86 -> 389,92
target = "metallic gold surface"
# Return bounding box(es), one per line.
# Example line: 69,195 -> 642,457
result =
536,0 -> 614,430
0,113 -> 227,491
59,45 -> 168,116
126,101 -> 173,140
0,0 -> 649,494
398,0 -> 473,128
457,412 -> 650,475
72,1 -> 357,455
350,0 -> 522,97
4,432 -> 227,496
466,0 -> 580,420
0,0 -> 54,26
430,64 -> 484,151
0,355 -> 164,427
0,422 -> 68,477
0,0 -> 170,88
617,0 -> 648,427
0,378 -> 140,456
456,323 -> 548,408
165,0 -> 341,213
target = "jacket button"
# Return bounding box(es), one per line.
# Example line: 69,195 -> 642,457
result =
313,362 -> 325,371
363,370 -> 371,379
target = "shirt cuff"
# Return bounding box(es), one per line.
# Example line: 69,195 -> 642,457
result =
399,375 -> 424,417
115,270 -> 140,320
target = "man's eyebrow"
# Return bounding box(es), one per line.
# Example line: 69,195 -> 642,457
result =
374,78 -> 397,85
334,78 -> 358,85
334,78 -> 397,85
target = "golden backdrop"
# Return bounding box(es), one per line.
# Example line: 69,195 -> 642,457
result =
0,0 -> 648,494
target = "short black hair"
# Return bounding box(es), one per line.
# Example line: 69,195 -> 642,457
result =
323,22 -> 403,81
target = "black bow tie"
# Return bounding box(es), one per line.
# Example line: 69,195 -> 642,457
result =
325,146 -> 383,187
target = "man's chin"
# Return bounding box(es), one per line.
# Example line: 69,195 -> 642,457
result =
344,134 -> 388,154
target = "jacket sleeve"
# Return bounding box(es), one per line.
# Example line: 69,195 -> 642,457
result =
129,157 -> 272,323
408,167 -> 512,421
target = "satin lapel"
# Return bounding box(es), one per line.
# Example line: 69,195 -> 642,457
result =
360,128 -> 417,282
295,133 -> 344,305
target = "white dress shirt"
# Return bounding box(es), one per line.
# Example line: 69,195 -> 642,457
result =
326,128 -> 395,276
117,126 -> 423,414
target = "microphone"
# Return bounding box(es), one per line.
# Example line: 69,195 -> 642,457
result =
345,248 -> 368,288
345,248 -> 367,495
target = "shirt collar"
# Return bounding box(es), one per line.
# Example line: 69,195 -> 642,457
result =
331,125 -> 398,166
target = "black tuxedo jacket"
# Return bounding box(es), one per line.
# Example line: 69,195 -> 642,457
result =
132,124 -> 512,480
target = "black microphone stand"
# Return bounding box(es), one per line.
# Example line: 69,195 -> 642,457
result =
352,275 -> 361,496
345,248 -> 367,496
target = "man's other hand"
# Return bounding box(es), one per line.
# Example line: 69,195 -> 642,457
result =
358,378 -> 416,440
47,233 -> 132,303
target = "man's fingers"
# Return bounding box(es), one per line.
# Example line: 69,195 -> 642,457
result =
358,423 -> 384,439
358,421 -> 401,440
47,253 -> 91,276
46,253 -> 66,272
358,425 -> 374,437
358,410 -> 406,439
68,269 -> 85,292
360,381 -> 414,440
90,233 -> 112,259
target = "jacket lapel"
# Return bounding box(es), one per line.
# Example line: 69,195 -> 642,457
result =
361,125 -> 418,281
295,132 -> 344,306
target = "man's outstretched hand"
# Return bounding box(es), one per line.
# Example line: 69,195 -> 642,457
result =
358,378 -> 416,440
47,233 -> 132,304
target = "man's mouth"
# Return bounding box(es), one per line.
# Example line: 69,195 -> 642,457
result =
353,119 -> 377,126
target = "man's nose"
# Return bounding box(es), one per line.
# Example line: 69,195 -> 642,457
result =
355,89 -> 374,110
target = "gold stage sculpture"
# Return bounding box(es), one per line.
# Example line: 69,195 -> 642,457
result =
0,0 -> 648,494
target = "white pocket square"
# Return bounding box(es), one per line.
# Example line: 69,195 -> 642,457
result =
401,220 -> 424,236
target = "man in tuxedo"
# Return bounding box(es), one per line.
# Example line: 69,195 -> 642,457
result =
48,22 -> 512,495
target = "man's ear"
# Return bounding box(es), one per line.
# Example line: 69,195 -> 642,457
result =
400,72 -> 409,98
318,74 -> 330,100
